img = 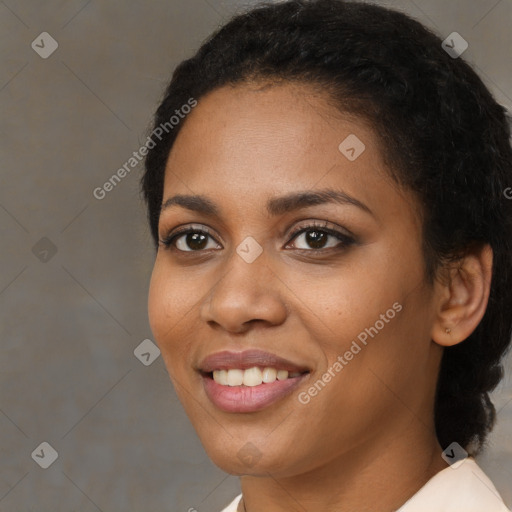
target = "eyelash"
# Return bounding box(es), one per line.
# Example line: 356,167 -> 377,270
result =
158,221 -> 355,253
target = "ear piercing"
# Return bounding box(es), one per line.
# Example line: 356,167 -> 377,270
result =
445,328 -> 451,334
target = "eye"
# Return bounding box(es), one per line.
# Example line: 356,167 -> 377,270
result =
286,221 -> 355,251
159,221 -> 355,253
159,224 -> 222,252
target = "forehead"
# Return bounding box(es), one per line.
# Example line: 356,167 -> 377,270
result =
162,82 -> 419,226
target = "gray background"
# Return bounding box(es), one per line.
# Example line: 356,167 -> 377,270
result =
0,0 -> 511,511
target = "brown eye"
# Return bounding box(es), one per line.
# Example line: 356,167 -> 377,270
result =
302,230 -> 329,249
160,225 -> 222,252
287,224 -> 355,251
180,232 -> 209,251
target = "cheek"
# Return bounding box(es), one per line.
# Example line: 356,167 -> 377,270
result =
147,259 -> 191,365
288,262 -> 401,356
148,262 -> 169,340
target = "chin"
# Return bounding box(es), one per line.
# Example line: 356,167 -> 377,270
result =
201,437 -> 302,478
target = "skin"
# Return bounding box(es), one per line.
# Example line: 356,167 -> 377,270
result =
148,81 -> 493,512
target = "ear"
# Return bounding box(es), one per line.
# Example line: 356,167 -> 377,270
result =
431,244 -> 493,347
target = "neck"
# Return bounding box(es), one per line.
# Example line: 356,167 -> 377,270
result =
237,424 -> 447,512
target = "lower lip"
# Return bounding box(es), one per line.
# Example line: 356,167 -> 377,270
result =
202,373 -> 309,413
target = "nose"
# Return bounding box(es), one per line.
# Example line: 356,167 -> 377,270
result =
199,248 -> 288,334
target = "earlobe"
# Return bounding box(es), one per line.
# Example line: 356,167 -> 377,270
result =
431,244 -> 493,348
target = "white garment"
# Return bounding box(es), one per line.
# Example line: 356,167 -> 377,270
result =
220,457 -> 510,511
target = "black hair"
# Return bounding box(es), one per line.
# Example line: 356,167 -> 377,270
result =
141,0 -> 512,455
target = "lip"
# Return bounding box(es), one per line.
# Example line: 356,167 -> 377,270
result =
201,372 -> 310,413
197,349 -> 310,373
197,349 -> 311,413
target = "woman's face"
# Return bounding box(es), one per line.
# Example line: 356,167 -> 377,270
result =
148,82 -> 443,477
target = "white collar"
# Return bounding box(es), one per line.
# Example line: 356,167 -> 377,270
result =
397,457 -> 510,512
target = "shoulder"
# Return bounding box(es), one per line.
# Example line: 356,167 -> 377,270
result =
219,493 -> 242,512
398,457 -> 510,512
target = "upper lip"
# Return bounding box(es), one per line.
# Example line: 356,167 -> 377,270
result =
197,349 -> 311,373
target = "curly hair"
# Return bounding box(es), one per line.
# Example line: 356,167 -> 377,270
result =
141,0 -> 512,455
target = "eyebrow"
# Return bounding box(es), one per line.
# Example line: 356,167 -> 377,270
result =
160,189 -> 374,217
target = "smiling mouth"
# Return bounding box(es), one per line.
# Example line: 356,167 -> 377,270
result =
201,368 -> 311,413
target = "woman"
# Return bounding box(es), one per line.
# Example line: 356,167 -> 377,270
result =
141,1 -> 512,510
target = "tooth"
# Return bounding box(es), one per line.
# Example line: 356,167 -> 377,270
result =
226,369 -> 244,386
213,369 -> 228,385
212,367 -> 298,386
243,367 -> 263,387
262,367 -> 277,383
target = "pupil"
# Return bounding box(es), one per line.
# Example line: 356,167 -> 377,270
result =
306,230 -> 326,249
187,232 -> 207,250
